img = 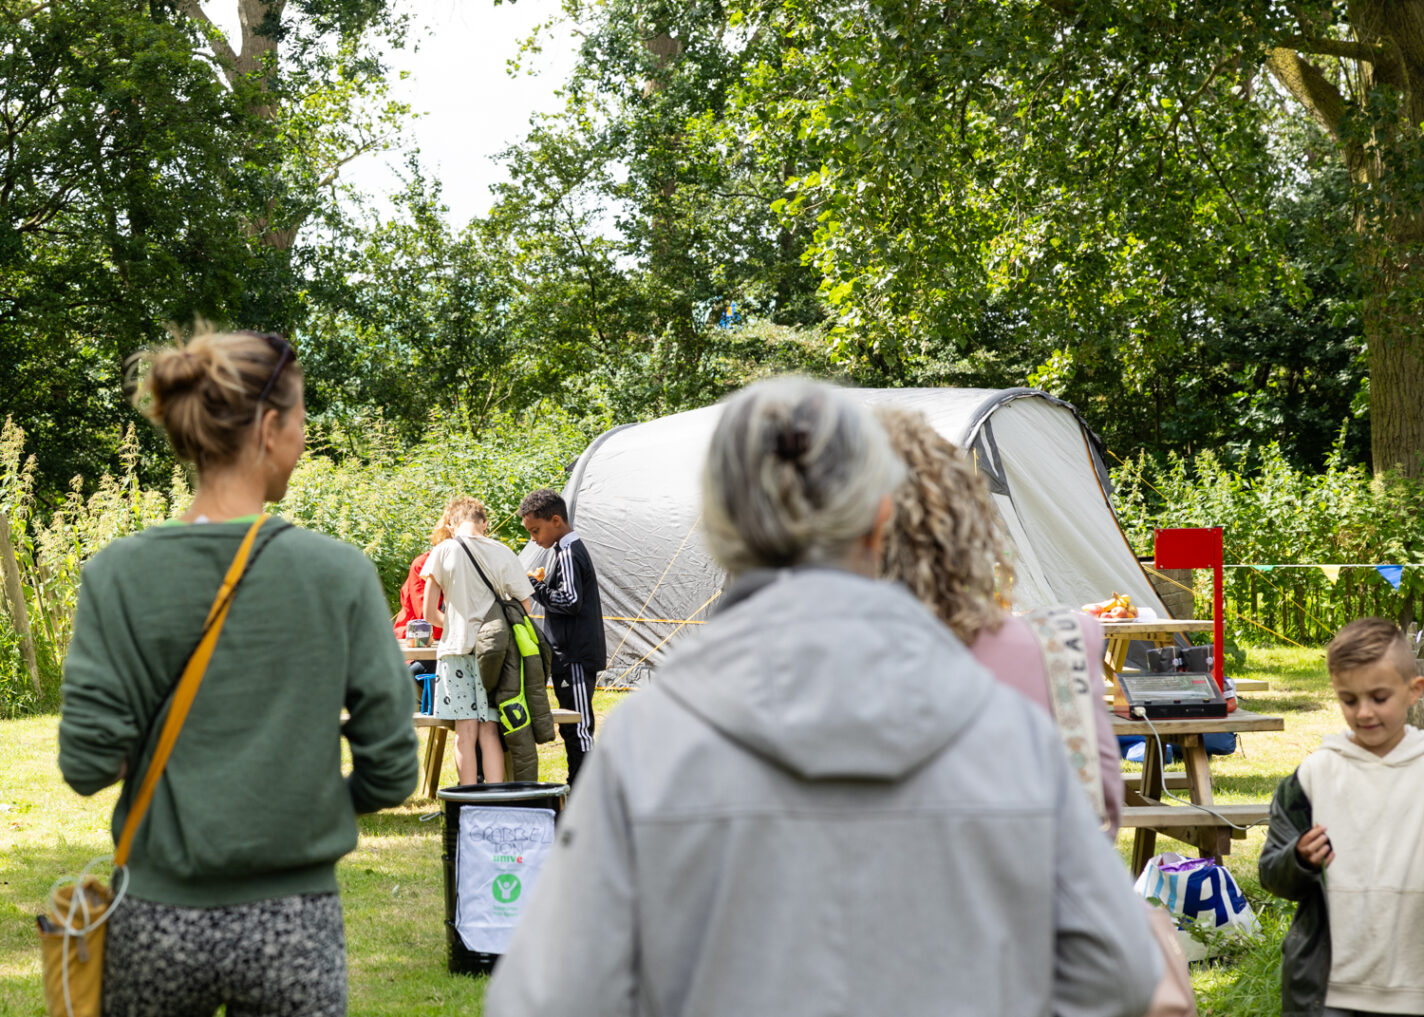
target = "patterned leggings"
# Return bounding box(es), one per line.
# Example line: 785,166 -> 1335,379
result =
102,892 -> 346,1017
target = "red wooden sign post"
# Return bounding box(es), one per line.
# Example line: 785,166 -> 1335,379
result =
1154,526 -> 1224,691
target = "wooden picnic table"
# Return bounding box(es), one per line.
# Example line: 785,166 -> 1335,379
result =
1101,618 -> 1214,677
399,639 -> 582,795
1100,617 -> 1218,638
1113,708 -> 1285,875
1100,618 -> 1270,701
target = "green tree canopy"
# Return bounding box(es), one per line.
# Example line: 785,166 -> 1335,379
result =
714,0 -> 1418,473
0,0 -> 407,498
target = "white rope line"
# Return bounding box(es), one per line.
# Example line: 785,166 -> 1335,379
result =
611,590 -> 723,683
604,513 -> 703,665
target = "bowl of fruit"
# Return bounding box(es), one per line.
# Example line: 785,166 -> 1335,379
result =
1081,593 -> 1138,621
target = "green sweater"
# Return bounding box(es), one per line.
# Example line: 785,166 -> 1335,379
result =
58,517 -> 419,907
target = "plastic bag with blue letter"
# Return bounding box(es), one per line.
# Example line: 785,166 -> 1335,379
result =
1133,852 -> 1260,962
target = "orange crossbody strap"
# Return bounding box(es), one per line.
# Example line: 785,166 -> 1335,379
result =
114,514 -> 268,867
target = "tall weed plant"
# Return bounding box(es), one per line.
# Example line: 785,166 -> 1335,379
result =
1112,439 -> 1424,644
0,409 -> 592,715
0,614 -> 39,718
0,418 -> 176,712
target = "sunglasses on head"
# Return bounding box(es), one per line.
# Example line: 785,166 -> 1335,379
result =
237,331 -> 296,406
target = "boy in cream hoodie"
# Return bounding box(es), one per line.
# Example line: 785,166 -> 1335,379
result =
1260,617 -> 1424,1017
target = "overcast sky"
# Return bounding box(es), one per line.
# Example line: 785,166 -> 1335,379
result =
208,0 -> 578,226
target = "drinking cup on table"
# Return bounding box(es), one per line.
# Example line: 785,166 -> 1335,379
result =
407,619 -> 433,648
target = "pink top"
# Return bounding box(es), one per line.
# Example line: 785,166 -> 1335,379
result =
969,613 -> 1123,836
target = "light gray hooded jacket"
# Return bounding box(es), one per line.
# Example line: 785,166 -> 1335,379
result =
486,569 -> 1159,1017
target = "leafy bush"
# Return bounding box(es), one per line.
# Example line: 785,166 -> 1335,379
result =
282,408 -> 593,600
1,417 -> 163,711
0,615 -> 39,718
16,396 -> 1418,717
1112,439 -> 1424,644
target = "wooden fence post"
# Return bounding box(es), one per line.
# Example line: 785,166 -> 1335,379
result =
0,508 -> 41,697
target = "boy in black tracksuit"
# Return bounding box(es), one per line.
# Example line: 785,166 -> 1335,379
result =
520,488 -> 607,785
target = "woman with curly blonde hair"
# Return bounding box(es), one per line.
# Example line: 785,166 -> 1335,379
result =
877,408 -> 1012,645
877,406 -> 1122,835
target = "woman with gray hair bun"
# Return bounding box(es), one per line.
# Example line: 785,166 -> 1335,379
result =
487,378 -> 1158,1017
701,375 -> 903,574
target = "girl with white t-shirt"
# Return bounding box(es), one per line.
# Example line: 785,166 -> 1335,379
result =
421,496 -> 533,784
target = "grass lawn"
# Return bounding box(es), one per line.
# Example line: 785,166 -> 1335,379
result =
0,690 -> 627,1016
2,650 -> 1335,1015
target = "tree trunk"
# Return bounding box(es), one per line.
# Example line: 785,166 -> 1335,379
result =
1363,261 -> 1424,475
181,0 -> 293,248
1352,2 -> 1424,475
1265,5 -> 1424,474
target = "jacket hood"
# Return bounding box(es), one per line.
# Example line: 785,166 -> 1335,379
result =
1321,724 -> 1424,765
658,568 -> 996,781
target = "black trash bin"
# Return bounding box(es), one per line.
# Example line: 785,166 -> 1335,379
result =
437,781 -> 570,976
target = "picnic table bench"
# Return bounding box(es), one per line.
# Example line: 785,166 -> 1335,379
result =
400,641 -> 582,795
415,709 -> 581,798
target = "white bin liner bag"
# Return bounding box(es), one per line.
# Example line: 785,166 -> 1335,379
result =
454,805 -> 557,954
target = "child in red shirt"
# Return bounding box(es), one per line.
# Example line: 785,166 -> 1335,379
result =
393,511 -> 450,641
393,515 -> 449,714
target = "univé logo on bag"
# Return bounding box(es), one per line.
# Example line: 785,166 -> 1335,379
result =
492,874 -> 523,904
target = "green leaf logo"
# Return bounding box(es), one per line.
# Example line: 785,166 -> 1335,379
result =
492,874 -> 522,903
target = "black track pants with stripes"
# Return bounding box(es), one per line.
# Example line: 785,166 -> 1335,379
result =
552,663 -> 596,785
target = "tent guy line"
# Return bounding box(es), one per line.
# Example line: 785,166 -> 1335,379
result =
1142,565 -> 1318,654
605,513 -> 705,666
610,590 -> 724,685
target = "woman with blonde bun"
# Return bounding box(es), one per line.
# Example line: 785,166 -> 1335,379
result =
487,377 -> 1157,1017
58,329 -> 419,1017
876,406 -> 1123,835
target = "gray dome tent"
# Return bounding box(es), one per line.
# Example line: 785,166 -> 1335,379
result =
521,387 -> 1168,686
